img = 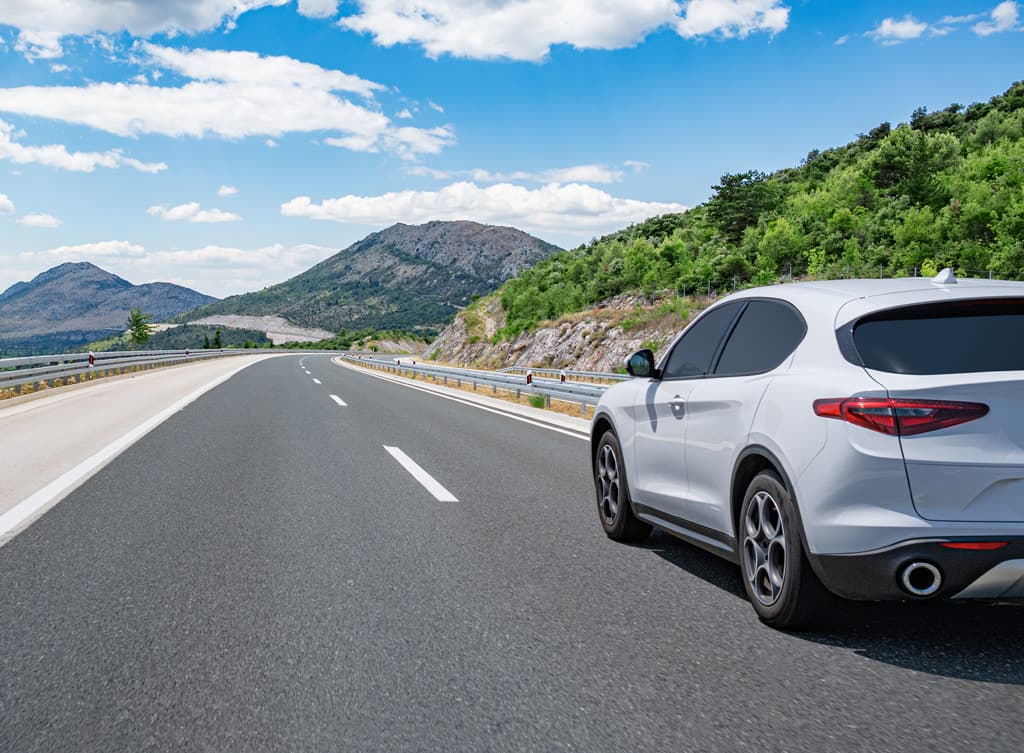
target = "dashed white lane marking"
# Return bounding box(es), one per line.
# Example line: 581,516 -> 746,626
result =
312,378 -> 322,384
0,358 -> 262,546
330,394 -> 347,407
383,446 -> 458,502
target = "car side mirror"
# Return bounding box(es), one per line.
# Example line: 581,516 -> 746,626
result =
626,349 -> 659,379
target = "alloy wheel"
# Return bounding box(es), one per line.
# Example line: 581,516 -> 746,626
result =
596,443 -> 620,523
743,490 -> 787,606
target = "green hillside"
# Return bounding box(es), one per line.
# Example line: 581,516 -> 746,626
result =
493,81 -> 1024,338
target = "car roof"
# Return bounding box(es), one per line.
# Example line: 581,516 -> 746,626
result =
725,275 -> 1024,322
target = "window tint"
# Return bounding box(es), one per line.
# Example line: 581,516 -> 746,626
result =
662,302 -> 741,379
715,300 -> 806,376
852,299 -> 1024,375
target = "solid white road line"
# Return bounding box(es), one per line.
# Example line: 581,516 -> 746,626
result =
336,360 -> 588,441
0,358 -> 263,546
312,378 -> 322,384
330,394 -> 347,407
383,446 -> 458,502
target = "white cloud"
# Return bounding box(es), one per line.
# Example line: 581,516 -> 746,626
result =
940,13 -> 981,24
218,184 -> 238,196
0,118 -> 167,173
297,0 -> 339,17
19,239 -> 146,260
624,160 -> 651,173
396,108 -> 413,119
281,181 -> 688,236
9,239 -> 339,297
406,165 -> 451,179
0,193 -> 14,213
0,1 -> 296,60
974,1 -> 1019,35
147,201 -> 242,223
265,138 -> 279,147
868,15 -> 928,44
14,29 -> 63,60
0,45 -> 451,159
427,99 -> 444,113
338,0 -> 789,61
410,163 -> 631,184
49,63 -> 69,73
834,34 -> 850,45
18,212 -> 61,227
676,0 -> 789,38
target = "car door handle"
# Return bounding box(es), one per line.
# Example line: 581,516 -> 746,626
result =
668,396 -> 686,409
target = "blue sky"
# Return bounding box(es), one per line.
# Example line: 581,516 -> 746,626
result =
0,0 -> 1021,298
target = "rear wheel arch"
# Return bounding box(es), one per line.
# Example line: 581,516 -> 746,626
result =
590,413 -> 617,467
732,447 -> 802,544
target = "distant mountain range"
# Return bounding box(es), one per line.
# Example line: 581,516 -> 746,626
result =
0,262 -> 216,356
181,221 -> 561,335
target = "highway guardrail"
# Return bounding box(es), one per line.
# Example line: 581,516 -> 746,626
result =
0,348 -> 253,394
496,365 -> 628,384
339,354 -> 615,414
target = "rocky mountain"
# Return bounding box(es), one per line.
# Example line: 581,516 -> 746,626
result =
426,292 -> 691,372
180,221 -> 561,335
0,262 -> 216,355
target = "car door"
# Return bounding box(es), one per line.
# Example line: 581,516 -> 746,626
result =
683,299 -> 807,534
630,301 -> 743,522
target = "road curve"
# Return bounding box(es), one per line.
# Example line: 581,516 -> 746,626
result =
0,354 -> 1021,752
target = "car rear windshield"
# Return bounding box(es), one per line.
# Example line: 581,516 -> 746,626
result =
851,298 -> 1024,374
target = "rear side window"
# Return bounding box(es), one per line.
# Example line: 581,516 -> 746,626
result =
849,298 -> 1024,375
662,302 -> 742,379
715,300 -> 806,376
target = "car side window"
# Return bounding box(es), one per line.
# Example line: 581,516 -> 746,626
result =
661,302 -> 742,379
714,300 -> 806,377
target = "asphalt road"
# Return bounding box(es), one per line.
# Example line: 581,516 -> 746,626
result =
1,354 -> 1022,753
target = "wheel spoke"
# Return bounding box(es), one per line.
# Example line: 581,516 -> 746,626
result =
743,490 -> 788,607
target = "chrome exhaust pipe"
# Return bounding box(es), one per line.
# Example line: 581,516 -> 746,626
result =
900,561 -> 942,597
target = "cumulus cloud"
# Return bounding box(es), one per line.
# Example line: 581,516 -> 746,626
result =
0,118 -> 167,173
0,193 -> 14,214
396,108 -> 413,119
18,212 -> 61,227
868,15 -> 928,44
49,63 -> 69,73
338,0 -> 789,61
9,239 -> 339,297
0,45 -> 451,158
974,1 -> 1019,35
296,0 -> 340,18
676,0 -> 788,38
280,181 -> 688,236
147,202 -> 242,223
218,184 -> 238,196
0,1 -> 351,60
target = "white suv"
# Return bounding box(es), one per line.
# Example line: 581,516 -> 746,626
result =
590,272 -> 1024,629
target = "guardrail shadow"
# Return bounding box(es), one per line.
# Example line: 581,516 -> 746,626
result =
642,530 -> 1024,685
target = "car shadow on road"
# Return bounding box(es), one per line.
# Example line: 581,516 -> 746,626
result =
643,531 -> 1024,685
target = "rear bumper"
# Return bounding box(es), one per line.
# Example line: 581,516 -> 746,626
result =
809,537 -> 1024,601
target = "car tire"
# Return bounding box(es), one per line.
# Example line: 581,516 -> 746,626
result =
739,470 -> 835,630
594,430 -> 651,543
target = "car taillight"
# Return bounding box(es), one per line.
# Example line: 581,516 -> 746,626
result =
812,398 -> 988,436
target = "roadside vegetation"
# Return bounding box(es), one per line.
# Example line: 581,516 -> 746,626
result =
489,81 -> 1024,339
276,329 -> 429,351
82,325 -> 272,352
